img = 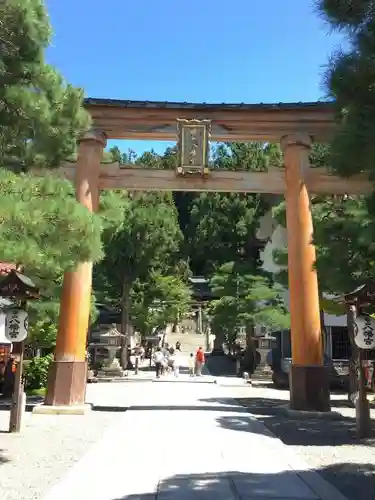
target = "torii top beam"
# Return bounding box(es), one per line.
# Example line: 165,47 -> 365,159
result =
84,98 -> 335,142
33,99 -> 372,195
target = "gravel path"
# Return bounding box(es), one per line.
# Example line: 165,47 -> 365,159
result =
2,358 -> 375,500
207,355 -> 375,500
232,386 -> 375,500
0,386 -> 127,500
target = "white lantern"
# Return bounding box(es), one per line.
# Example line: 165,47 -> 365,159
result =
5,309 -> 28,343
353,314 -> 375,350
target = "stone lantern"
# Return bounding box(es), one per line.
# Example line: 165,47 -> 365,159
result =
98,324 -> 125,378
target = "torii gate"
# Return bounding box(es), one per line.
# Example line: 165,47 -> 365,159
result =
38,99 -> 372,414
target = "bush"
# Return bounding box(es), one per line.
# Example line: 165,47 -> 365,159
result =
23,360 -> 32,372
24,355 -> 53,391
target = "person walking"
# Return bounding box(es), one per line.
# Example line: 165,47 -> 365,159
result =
152,347 -> 164,379
168,347 -> 180,377
188,353 -> 195,377
139,344 -> 145,364
195,347 -> 205,376
162,344 -> 170,376
133,343 -> 142,375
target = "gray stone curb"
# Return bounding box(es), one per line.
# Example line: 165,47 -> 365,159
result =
281,407 -> 344,421
236,403 -> 350,500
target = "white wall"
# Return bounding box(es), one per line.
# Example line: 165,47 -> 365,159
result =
0,311 -> 10,344
257,210 -> 347,328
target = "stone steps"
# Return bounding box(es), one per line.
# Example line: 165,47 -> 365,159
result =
166,333 -> 206,353
251,366 -> 272,381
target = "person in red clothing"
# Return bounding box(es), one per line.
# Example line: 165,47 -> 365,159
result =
195,347 -> 205,376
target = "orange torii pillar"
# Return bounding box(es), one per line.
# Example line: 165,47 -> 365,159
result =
281,133 -> 330,412
44,130 -> 106,410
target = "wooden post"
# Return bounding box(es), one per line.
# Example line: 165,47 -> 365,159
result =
281,133 -> 330,412
45,130 -> 106,408
198,305 -> 203,334
357,348 -> 371,437
8,340 -> 25,432
347,305 -> 371,437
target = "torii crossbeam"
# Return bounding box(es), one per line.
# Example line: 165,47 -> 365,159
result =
37,162 -> 371,194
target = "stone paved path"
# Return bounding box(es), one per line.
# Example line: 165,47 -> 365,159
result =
42,361 -> 348,500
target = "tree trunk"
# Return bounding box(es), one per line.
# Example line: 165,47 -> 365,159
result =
120,278 -> 131,369
244,324 -> 256,374
246,325 -> 255,352
211,326 -> 225,355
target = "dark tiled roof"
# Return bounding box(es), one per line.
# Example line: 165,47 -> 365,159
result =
189,278 -> 219,301
0,270 -> 39,299
13,271 -> 37,289
84,97 -> 334,111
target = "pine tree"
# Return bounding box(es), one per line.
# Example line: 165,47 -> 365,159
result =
131,273 -> 191,337
0,0 -> 90,167
0,0 -> 111,351
93,191 -> 184,337
317,0 -> 375,177
186,143 -> 278,275
0,0 -> 100,273
209,261 -> 289,356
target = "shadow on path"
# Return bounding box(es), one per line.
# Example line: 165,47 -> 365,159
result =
134,365 -> 191,376
200,396 -> 375,447
205,354 -> 236,377
0,449 -> 9,465
109,463 -> 375,500
91,404 -> 250,413
0,398 -> 43,413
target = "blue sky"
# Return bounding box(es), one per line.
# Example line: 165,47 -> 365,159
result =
45,0 -> 343,155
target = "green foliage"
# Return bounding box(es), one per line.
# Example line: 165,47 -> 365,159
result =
24,354 -> 53,391
93,191 -> 184,336
317,0 -> 375,177
94,142 -> 286,338
0,0 -> 90,168
320,297 -> 346,315
0,169 -> 103,275
0,0 -> 102,286
131,273 -> 191,336
98,190 -> 130,232
136,150 -> 164,169
27,301 -> 58,350
187,192 -> 266,275
186,143 -> 277,275
108,146 -> 136,164
317,0 -> 374,31
272,194 -> 375,311
309,143 -> 331,168
313,195 -> 375,294
0,0 -> 119,351
211,142 -> 283,171
271,141 -> 375,305
94,191 -> 183,301
209,262 -> 289,343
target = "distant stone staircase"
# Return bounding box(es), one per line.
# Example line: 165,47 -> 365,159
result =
166,331 -> 207,354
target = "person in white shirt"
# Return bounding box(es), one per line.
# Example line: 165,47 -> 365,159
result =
152,347 -> 164,378
188,353 -> 195,377
168,347 -> 180,377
